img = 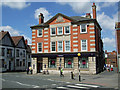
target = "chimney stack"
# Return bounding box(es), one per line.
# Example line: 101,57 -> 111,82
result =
92,3 -> 96,19
39,13 -> 44,24
86,13 -> 91,18
25,39 -> 28,45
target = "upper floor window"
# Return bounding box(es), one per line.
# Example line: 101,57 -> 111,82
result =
51,28 -> 56,35
64,26 -> 70,34
81,40 -> 87,51
65,41 -> 70,51
7,49 -> 12,57
16,50 -> 19,57
51,42 -> 56,52
80,24 -> 87,33
0,48 -> 5,56
23,50 -> 25,57
37,42 -> 42,52
57,27 -> 63,35
58,41 -> 63,52
37,29 -> 42,37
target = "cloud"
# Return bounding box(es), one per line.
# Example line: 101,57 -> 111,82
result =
1,0 -> 30,10
97,12 -> 117,32
56,1 -> 92,14
34,7 -> 53,22
102,37 -> 116,48
0,26 -> 32,44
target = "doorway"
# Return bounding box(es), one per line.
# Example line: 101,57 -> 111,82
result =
37,58 -> 43,73
9,61 -> 11,71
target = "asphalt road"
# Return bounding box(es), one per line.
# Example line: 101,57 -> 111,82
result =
0,68 -> 119,89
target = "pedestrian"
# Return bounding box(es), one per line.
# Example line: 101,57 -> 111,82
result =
60,68 -> 64,77
27,67 -> 29,74
111,65 -> 113,71
29,66 -> 32,74
71,72 -> 74,79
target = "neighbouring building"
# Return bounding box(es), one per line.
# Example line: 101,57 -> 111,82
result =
30,3 -> 104,74
115,22 -> 120,73
0,31 -> 31,72
105,50 -> 117,67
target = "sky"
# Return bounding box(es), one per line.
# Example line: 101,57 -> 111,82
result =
0,0 -> 119,52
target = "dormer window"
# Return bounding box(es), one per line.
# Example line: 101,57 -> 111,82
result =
80,24 -> 87,33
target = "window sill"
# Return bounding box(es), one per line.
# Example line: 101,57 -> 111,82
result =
80,32 -> 87,34
51,34 -> 56,36
37,36 -> 43,38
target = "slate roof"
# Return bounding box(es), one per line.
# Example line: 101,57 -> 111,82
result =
11,36 -> 23,46
30,13 -> 102,30
70,16 -> 93,21
26,45 -> 31,53
0,31 -> 8,40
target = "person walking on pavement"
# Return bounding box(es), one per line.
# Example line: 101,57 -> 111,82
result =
27,67 -> 29,74
29,66 -> 32,74
60,68 -> 64,77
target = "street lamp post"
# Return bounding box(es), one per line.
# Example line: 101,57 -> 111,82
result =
79,68 -> 81,82
77,53 -> 81,82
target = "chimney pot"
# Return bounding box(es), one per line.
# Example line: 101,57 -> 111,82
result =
92,2 -> 96,19
39,13 -> 44,24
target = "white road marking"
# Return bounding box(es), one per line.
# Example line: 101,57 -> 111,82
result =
67,85 -> 89,89
75,84 -> 100,88
33,86 -> 40,88
66,82 -> 70,83
0,78 -> 5,81
47,79 -> 54,81
16,76 -> 20,77
57,86 -> 68,89
16,81 -> 31,87
15,81 -> 40,88
52,84 -> 56,85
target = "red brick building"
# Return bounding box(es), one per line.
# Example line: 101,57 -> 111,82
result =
105,50 -> 117,67
115,22 -> 120,72
30,3 -> 104,74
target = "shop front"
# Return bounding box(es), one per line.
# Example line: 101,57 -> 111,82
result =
32,52 -> 98,74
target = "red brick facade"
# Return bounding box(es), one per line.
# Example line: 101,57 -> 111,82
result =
30,3 -> 104,74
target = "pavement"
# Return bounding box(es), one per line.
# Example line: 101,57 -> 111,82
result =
0,67 -> 119,89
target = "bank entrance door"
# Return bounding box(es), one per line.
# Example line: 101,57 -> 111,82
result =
37,58 -> 43,73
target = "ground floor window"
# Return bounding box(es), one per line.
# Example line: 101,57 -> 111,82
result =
20,61 -> 22,67
79,57 -> 88,68
23,59 -> 25,66
48,57 -> 56,68
64,57 -> 73,68
16,59 -> 19,66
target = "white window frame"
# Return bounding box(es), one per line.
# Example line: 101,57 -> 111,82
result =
50,28 -> 56,36
80,24 -> 87,33
64,26 -> 70,34
37,42 -> 42,53
58,41 -> 63,52
37,29 -> 43,37
51,41 -> 56,52
65,41 -> 70,52
57,27 -> 63,35
81,40 -> 87,51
